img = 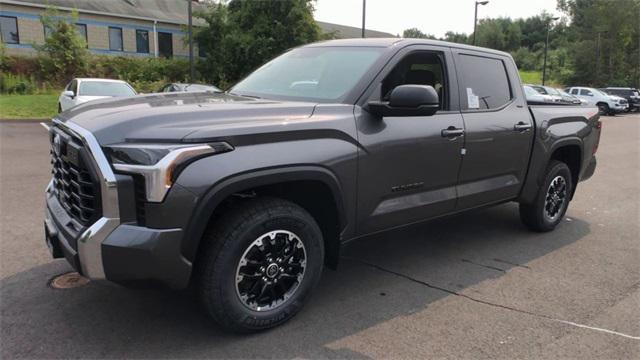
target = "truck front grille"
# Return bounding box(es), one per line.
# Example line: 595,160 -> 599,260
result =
50,126 -> 102,226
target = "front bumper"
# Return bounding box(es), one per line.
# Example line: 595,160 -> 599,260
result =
45,190 -> 191,289
44,120 -> 192,289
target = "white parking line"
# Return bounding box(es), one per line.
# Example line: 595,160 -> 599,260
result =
552,319 -> 640,340
40,122 -> 50,131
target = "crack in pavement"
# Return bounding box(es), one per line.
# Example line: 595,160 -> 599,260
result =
461,258 -> 507,273
492,258 -> 531,269
342,256 -> 640,341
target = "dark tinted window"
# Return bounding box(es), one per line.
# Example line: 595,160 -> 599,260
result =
109,27 -> 123,51
76,24 -> 87,46
608,89 -> 632,97
136,29 -> 149,53
458,54 -> 511,110
158,32 -> 173,58
0,16 -> 19,44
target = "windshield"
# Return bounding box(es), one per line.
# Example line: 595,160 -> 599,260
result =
594,89 -> 610,97
231,47 -> 385,101
545,87 -> 560,95
184,84 -> 220,92
524,86 -> 540,97
79,81 -> 136,97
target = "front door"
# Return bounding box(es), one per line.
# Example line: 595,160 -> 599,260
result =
356,47 -> 465,235
452,50 -> 534,209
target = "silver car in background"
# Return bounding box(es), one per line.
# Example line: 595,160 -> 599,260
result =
58,78 -> 137,112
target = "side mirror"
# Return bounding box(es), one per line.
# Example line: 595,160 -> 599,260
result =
62,90 -> 75,98
368,85 -> 439,117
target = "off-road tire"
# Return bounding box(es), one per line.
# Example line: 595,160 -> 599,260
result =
197,197 -> 324,333
520,160 -> 573,232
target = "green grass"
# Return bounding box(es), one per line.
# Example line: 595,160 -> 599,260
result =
0,94 -> 59,120
519,70 -> 542,85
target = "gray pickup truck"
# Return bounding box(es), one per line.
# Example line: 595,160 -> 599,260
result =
45,38 -> 600,332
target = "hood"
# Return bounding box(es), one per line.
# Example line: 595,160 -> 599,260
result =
608,95 -> 624,101
57,92 -> 318,145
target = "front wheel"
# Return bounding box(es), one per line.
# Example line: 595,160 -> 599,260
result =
197,197 -> 324,333
597,103 -> 610,115
520,160 -> 573,232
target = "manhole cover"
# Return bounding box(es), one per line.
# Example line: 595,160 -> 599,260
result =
49,272 -> 90,289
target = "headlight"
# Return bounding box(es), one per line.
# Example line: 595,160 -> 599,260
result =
105,142 -> 233,202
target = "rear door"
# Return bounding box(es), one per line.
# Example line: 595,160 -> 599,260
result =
452,50 -> 534,209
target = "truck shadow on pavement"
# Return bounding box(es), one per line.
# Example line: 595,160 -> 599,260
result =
0,203 -> 590,359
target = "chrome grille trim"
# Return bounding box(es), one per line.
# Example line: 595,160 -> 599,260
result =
51,118 -> 120,279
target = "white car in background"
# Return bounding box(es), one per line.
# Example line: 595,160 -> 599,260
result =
565,86 -> 627,115
523,85 -> 555,103
58,78 -> 137,112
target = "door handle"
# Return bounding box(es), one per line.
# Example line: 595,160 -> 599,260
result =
514,122 -> 532,132
441,126 -> 465,138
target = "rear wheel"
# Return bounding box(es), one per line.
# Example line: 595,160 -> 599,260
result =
520,160 -> 573,232
197,197 -> 324,333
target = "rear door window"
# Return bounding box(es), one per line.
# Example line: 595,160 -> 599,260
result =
457,54 -> 512,110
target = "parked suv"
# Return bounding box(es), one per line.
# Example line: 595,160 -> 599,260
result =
565,86 -> 627,115
601,87 -> 639,112
45,39 -> 600,333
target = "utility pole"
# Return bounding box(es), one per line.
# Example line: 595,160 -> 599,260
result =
542,17 -> 559,86
361,0 -> 366,38
473,1 -> 489,45
188,0 -> 194,82
595,30 -> 608,85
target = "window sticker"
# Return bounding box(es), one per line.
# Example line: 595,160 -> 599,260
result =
467,88 -> 480,109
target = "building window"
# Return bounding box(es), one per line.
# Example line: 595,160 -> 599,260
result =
0,16 -> 19,44
158,32 -> 172,58
198,44 -> 206,57
136,29 -> 149,53
44,24 -> 53,39
109,26 -> 123,51
76,24 -> 87,46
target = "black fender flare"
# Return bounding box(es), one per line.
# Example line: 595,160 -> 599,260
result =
519,136 -> 584,204
181,165 -> 348,263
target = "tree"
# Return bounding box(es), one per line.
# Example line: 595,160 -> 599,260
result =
558,0 -> 640,87
402,28 -> 436,39
195,0 -> 321,88
443,31 -> 469,44
35,7 -> 89,84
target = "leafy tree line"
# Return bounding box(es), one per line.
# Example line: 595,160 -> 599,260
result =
3,0 -> 637,91
194,0 -> 324,89
403,0 -> 640,87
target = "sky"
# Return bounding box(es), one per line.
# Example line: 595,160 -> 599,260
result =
314,0 -> 562,38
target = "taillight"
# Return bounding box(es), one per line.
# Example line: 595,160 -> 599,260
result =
593,120 -> 602,155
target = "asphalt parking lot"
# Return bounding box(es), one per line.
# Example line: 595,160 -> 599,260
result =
1,114 -> 638,359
